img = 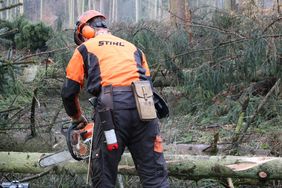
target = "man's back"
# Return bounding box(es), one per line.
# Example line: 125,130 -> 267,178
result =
67,33 -> 150,96
62,10 -> 169,187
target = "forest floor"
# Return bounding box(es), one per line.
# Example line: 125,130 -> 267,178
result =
1,86 -> 282,188
2,88 -> 281,155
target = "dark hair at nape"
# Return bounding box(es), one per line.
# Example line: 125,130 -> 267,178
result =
88,16 -> 107,28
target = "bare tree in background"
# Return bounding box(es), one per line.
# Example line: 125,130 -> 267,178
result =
169,0 -> 192,42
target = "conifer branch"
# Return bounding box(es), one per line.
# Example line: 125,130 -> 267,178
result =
0,28 -> 18,37
262,17 -> 282,34
14,45 -> 76,62
0,3 -> 23,12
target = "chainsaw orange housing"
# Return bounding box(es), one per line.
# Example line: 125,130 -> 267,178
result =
80,122 -> 94,140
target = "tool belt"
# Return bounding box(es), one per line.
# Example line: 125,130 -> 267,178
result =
100,83 -> 159,121
100,85 -> 114,110
132,80 -> 157,121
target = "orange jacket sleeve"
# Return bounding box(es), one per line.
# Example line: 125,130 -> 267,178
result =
62,47 -> 86,119
66,48 -> 85,87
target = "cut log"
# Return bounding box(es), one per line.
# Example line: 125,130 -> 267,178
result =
1,152 -> 282,181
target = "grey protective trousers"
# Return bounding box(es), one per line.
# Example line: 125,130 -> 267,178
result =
90,107 -> 169,188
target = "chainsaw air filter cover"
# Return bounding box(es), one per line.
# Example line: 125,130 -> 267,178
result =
67,122 -> 94,161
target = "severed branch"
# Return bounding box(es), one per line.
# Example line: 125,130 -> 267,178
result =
0,3 -> 23,12
0,107 -> 20,114
1,61 -> 38,67
262,17 -> 282,34
236,79 -> 281,145
167,9 -> 247,39
231,95 -> 250,149
14,45 -> 76,62
227,178 -> 235,188
202,131 -> 219,155
19,167 -> 54,182
30,88 -> 38,137
0,29 -> 18,38
162,34 -> 282,66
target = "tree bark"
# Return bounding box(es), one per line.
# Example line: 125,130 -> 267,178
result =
231,0 -> 237,11
1,152 -> 282,181
169,0 -> 185,27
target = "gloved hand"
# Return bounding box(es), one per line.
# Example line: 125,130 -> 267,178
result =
71,115 -> 88,129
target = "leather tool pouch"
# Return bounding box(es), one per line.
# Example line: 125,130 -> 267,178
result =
132,80 -> 157,121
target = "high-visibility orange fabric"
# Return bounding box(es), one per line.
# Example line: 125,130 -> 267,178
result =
66,49 -> 85,86
66,34 -> 150,91
154,135 -> 164,153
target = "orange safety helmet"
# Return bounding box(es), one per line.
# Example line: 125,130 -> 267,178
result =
74,10 -> 107,45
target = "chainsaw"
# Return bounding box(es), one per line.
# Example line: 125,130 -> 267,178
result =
39,122 -> 94,167
38,91 -> 168,168
39,97 -> 97,168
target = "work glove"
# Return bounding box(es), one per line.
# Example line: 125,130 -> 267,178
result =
71,114 -> 88,129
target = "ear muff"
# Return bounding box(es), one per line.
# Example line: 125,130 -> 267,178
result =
82,25 -> 95,39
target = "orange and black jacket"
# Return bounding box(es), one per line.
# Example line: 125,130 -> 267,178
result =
61,34 -> 151,118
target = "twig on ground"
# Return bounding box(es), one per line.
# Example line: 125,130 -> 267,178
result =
19,167 -> 54,182
227,178 -> 235,188
0,107 -> 20,114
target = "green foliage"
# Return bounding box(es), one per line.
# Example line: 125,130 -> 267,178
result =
0,16 -> 52,51
45,29 -> 73,69
112,7 -> 282,128
14,19 -> 52,51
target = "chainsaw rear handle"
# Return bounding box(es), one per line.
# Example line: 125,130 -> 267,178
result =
66,122 -> 94,161
66,123 -> 82,160
66,123 -> 89,161
64,96 -> 97,161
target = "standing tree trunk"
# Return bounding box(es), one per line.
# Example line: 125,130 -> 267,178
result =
40,0 -> 43,20
169,0 -> 185,27
231,0 -> 237,11
169,0 -> 192,42
277,0 -> 281,14
135,0 -> 139,23
184,0 -> 192,43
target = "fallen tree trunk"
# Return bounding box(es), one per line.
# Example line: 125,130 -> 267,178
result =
1,152 -> 282,181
